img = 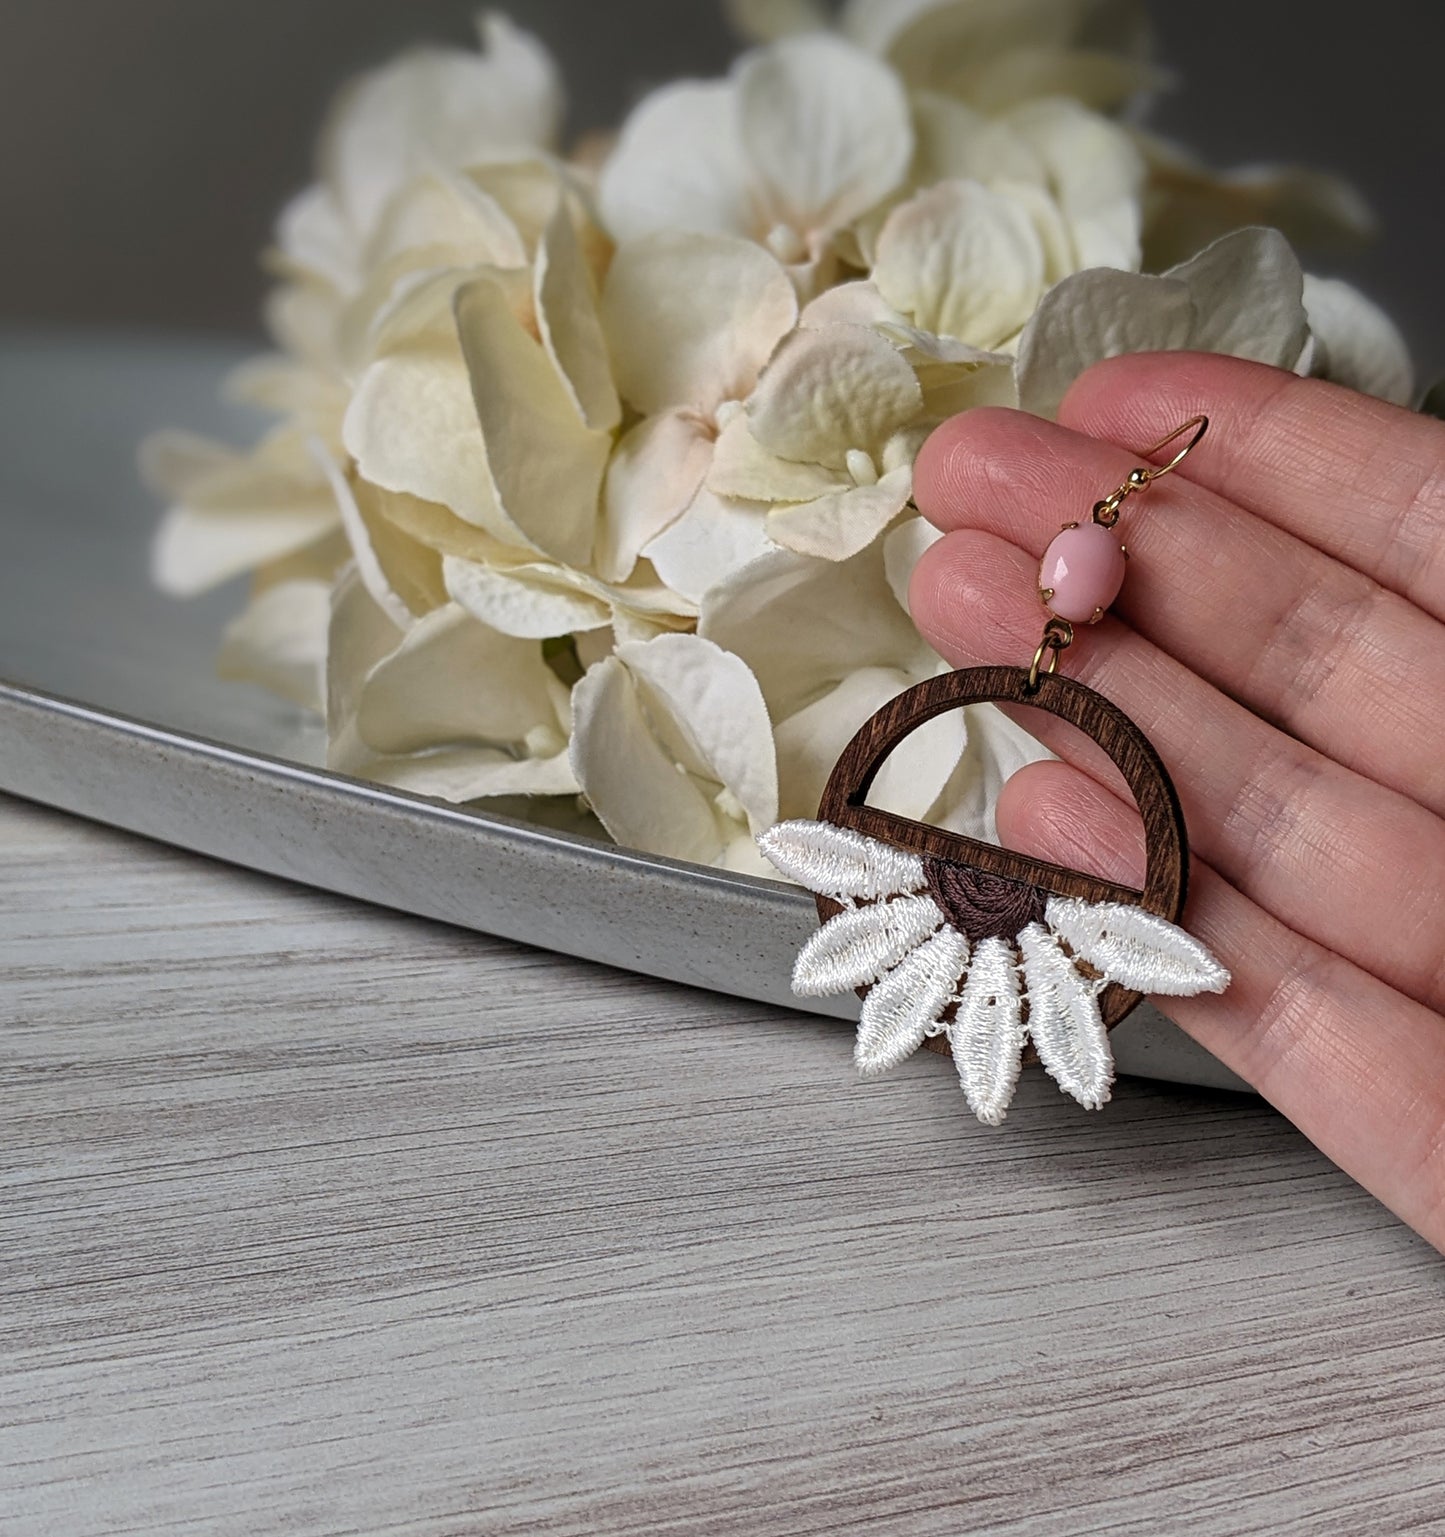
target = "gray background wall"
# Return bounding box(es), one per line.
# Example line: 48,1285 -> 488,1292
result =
1,0 -> 1440,377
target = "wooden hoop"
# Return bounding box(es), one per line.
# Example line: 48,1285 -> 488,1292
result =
816,666 -> 1189,1036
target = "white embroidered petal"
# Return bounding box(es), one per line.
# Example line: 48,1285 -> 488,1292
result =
1017,922 -> 1113,1112
854,924 -> 970,1077
757,819 -> 925,901
1045,897 -> 1230,997
792,894 -> 943,996
947,935 -> 1027,1126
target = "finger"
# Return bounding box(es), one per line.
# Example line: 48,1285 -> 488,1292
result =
1060,352 -> 1445,623
913,406 -> 1445,819
910,528 -> 1445,1013
995,756 -> 1445,1254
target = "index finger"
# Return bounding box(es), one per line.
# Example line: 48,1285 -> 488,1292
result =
1059,353 -> 1445,623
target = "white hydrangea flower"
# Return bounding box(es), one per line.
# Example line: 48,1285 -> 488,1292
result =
146,5 -> 1414,878
599,33 -> 913,294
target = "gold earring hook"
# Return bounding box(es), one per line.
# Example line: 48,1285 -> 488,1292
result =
1092,414 -> 1209,527
1138,414 -> 1209,482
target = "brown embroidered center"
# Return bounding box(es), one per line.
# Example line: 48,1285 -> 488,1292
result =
923,857 -> 1048,944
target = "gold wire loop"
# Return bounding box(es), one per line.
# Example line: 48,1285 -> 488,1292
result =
1090,414 -> 1209,527
1025,616 -> 1074,693
1139,414 -> 1209,481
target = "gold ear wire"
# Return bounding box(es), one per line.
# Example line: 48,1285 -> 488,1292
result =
1092,414 -> 1209,527
1138,414 -> 1209,481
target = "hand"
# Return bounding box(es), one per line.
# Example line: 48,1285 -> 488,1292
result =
909,351 -> 1445,1250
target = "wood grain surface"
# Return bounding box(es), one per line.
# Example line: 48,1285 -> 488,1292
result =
2,793 -> 1442,1536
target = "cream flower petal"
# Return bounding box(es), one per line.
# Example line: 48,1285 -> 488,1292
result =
699,541 -> 935,722
442,554 -> 612,639
360,484 -> 514,566
570,635 -> 778,869
882,513 -> 944,615
535,203 -> 621,432
771,664 -> 965,821
318,452 -> 445,628
361,167 -> 528,276
1139,133 -> 1375,274
602,232 -> 798,416
1001,98 -> 1144,270
321,15 -> 563,237
798,279 -> 903,330
1014,269 -> 1195,419
765,462 -> 914,561
747,323 -> 924,467
734,35 -> 913,235
217,579 -> 332,713
846,0 -> 1151,100
274,183 -> 355,290
920,702 -> 1048,841
643,488 -> 777,604
1169,227 -> 1308,368
144,429 -> 340,597
707,414 -> 841,504
343,347 -> 516,540
326,570 -> 578,802
725,0 -> 831,41
356,602 -> 571,758
454,275 -> 611,569
908,92 -> 1041,186
598,81 -> 754,243
874,179 -> 1046,348
598,411 -> 716,584
1303,275 -> 1414,406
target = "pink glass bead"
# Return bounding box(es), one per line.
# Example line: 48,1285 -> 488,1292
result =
1039,521 -> 1126,624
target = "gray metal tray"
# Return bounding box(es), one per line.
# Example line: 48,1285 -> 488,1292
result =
0,331 -> 1246,1093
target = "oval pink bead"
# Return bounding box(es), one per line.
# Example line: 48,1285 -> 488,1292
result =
1039,522 -> 1126,624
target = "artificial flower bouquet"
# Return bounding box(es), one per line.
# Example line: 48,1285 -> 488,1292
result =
146,0 -> 1412,877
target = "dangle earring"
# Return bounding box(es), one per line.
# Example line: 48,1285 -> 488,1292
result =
759,417 -> 1229,1125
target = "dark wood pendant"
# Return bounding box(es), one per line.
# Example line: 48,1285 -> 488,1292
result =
815,665 -> 1189,1044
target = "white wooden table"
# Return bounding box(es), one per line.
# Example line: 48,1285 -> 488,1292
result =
3,792 -> 1442,1536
